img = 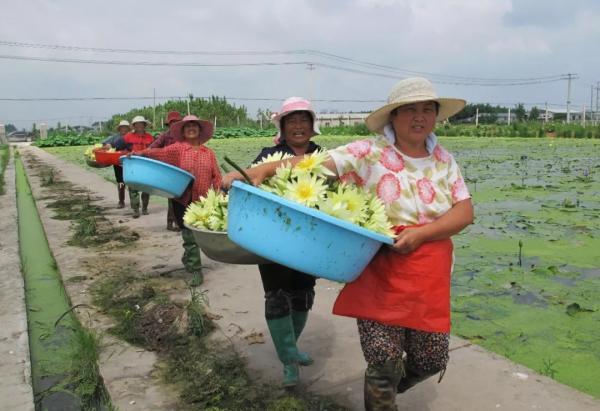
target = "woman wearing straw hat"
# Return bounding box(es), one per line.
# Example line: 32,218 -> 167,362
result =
99,119 -> 131,208
150,111 -> 183,231
222,78 -> 474,410
136,115 -> 222,286
251,97 -> 322,387
123,116 -> 155,218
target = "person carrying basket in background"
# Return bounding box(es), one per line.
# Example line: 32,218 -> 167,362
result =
135,114 -> 221,286
150,110 -> 183,231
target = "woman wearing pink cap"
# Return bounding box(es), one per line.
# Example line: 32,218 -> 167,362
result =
251,97 -> 322,387
136,115 -> 222,285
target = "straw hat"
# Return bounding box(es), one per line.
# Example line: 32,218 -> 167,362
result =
365,77 -> 466,134
271,97 -> 321,141
164,111 -> 182,125
116,120 -> 130,129
171,115 -> 214,144
131,115 -> 150,126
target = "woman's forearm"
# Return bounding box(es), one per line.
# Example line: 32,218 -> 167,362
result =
420,199 -> 474,242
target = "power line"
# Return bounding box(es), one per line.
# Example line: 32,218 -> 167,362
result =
0,94 -> 586,107
0,95 -> 387,103
0,54 -> 310,68
0,39 -> 574,86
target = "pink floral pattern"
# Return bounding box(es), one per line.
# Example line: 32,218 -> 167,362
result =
328,135 -> 470,227
451,178 -> 470,203
433,144 -> 451,163
380,146 -> 405,172
376,173 -> 401,204
417,178 -> 436,204
340,171 -> 365,187
347,140 -> 373,159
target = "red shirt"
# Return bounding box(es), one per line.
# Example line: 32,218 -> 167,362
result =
145,142 -> 222,204
149,130 -> 177,148
123,132 -> 154,151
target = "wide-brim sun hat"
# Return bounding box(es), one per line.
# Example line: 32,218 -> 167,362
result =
164,111 -> 182,125
131,115 -> 151,126
116,120 -> 130,129
271,97 -> 321,141
365,77 -> 466,134
171,114 -> 214,144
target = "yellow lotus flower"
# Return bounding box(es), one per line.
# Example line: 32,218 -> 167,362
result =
292,150 -> 335,178
363,194 -> 395,237
283,174 -> 328,207
319,184 -> 367,224
184,189 -> 229,231
251,151 -> 294,167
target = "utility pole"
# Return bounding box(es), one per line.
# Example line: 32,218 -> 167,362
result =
545,102 -> 549,124
596,81 -> 599,123
582,105 -> 586,127
152,88 -> 156,128
306,63 -> 316,102
507,107 -> 511,125
566,73 -> 574,124
590,84 -> 594,124
475,107 -> 479,126
187,93 -> 193,115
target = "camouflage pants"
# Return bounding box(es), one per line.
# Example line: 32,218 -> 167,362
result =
358,319 -> 449,411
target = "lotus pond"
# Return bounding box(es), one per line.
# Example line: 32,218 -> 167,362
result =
45,136 -> 600,397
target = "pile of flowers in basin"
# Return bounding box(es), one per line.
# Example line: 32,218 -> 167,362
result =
183,151 -> 394,237
84,144 -> 104,160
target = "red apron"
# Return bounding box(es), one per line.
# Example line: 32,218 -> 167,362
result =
332,230 -> 454,333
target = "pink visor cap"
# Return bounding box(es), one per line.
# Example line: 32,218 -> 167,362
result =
271,97 -> 321,143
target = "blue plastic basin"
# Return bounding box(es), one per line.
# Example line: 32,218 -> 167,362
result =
121,156 -> 195,198
227,181 -> 394,283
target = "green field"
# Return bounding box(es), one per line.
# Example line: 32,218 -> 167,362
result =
44,136 -> 600,397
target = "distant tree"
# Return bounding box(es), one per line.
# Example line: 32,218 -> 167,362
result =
106,96 -> 253,130
4,123 -> 17,133
514,103 -> 527,122
453,103 -> 509,121
529,106 -> 540,121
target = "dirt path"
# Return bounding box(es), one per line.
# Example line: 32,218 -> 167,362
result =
16,144 -> 600,411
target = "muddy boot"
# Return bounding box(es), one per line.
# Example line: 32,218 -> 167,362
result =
290,289 -> 315,366
266,315 -> 300,387
291,310 -> 313,366
117,183 -> 125,208
129,189 -> 140,218
167,200 -> 176,230
141,192 -> 150,215
397,362 -> 444,394
189,271 -> 203,287
364,358 -> 405,411
182,228 -> 202,284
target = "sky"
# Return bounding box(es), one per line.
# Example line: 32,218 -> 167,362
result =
1,0 -> 599,129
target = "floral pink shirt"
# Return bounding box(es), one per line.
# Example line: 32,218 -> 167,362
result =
328,135 -> 470,226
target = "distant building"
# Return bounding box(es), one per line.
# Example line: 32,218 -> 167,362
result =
538,108 -> 584,121
317,112 -> 369,127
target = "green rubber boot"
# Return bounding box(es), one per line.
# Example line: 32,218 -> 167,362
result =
266,316 -> 300,387
291,310 -> 313,366
181,228 -> 202,270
